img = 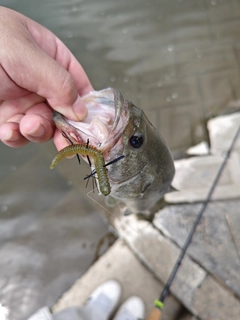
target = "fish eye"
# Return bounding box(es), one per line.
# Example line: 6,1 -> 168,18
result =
129,133 -> 144,148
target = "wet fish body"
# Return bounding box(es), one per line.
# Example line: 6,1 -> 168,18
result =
52,88 -> 175,215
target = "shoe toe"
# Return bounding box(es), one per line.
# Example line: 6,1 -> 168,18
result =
113,296 -> 145,320
84,280 -> 122,320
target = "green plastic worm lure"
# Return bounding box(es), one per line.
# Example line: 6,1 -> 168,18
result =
50,144 -> 111,196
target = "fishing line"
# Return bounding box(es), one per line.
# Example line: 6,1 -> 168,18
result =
59,132 -> 99,192
51,141 -> 125,196
61,130 -> 125,181
87,189 -> 145,237
87,189 -> 115,216
84,139 -> 98,193
83,154 -> 125,194
85,170 -> 98,193
50,143 -> 111,195
147,125 -> 240,320
61,131 -> 81,165
84,155 -> 125,180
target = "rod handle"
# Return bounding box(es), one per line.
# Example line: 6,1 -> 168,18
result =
146,307 -> 162,320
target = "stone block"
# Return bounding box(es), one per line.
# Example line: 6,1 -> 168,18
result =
53,239 -> 188,320
113,214 -> 240,320
165,152 -> 240,203
207,112 -> 240,154
154,201 -> 240,298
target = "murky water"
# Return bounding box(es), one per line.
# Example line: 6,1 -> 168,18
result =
1,0 -> 240,319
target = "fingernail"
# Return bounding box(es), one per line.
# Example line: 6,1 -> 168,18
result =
28,123 -> 45,137
66,155 -> 76,159
4,129 -> 18,141
72,96 -> 88,120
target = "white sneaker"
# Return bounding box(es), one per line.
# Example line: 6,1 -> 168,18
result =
83,280 -> 121,320
113,296 -> 145,320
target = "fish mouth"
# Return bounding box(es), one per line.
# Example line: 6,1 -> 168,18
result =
53,88 -> 130,155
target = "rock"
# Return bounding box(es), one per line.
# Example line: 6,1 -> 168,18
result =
186,141 -> 209,156
153,201 -> 240,298
165,151 -> 240,203
207,112 -> 240,155
112,214 -> 240,320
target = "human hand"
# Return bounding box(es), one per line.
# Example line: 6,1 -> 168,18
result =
0,6 -> 93,149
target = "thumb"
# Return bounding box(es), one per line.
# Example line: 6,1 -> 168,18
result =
0,7 -> 93,120
8,40 -> 89,121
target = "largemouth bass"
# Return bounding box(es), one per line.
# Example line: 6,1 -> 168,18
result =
51,88 -> 175,215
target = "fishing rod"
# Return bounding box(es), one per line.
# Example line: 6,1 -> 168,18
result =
146,125 -> 240,320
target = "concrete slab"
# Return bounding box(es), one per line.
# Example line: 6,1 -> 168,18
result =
112,215 -> 240,320
165,151 -> 240,203
52,239 -> 191,320
153,201 -> 240,298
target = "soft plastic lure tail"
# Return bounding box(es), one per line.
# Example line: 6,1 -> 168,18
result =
50,144 -> 111,196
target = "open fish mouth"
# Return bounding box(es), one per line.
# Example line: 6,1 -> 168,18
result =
51,87 -> 175,212
53,88 -> 130,154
